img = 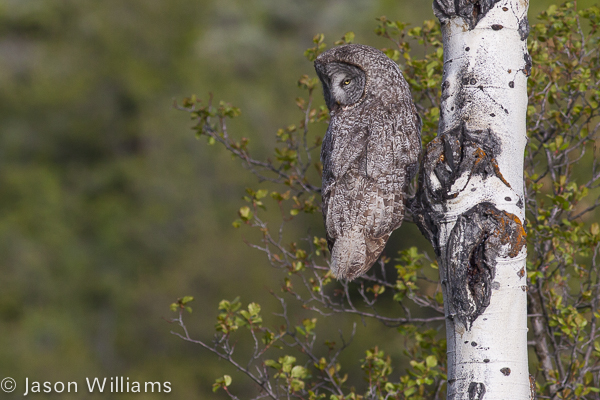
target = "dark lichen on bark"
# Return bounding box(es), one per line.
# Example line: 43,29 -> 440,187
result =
446,203 -> 526,328
433,0 -> 501,29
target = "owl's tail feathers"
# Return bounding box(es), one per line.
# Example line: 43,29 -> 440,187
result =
330,230 -> 388,281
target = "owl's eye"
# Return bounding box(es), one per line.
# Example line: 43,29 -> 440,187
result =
343,79 -> 351,85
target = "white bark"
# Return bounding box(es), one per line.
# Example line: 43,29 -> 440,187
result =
416,1 -> 532,398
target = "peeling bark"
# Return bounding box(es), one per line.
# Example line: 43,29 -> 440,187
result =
415,0 -> 531,398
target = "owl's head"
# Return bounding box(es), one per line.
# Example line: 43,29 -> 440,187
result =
315,44 -> 406,113
314,61 -> 366,111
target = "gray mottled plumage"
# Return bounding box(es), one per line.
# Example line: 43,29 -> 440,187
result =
314,44 -> 421,280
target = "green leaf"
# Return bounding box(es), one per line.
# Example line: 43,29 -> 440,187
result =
248,302 -> 260,315
291,365 -> 307,378
264,359 -> 280,369
425,355 -> 438,368
239,206 -> 253,221
212,375 -> 233,392
255,189 -> 268,199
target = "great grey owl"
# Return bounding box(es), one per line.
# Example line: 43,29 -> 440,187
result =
314,44 -> 421,281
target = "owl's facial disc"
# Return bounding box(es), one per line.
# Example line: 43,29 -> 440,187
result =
316,62 -> 366,111
329,63 -> 366,108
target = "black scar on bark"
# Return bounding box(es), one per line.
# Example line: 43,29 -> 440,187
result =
518,16 -> 530,41
412,123 -> 509,254
516,196 -> 524,209
433,0 -> 501,29
468,382 -> 486,399
446,203 -> 526,329
524,53 -> 532,76
441,80 -> 451,102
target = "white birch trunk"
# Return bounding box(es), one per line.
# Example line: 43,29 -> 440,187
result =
414,1 -> 533,398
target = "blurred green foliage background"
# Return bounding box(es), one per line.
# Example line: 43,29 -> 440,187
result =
0,0 -> 593,398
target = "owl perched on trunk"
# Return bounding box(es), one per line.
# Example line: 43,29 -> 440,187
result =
314,44 -> 421,281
